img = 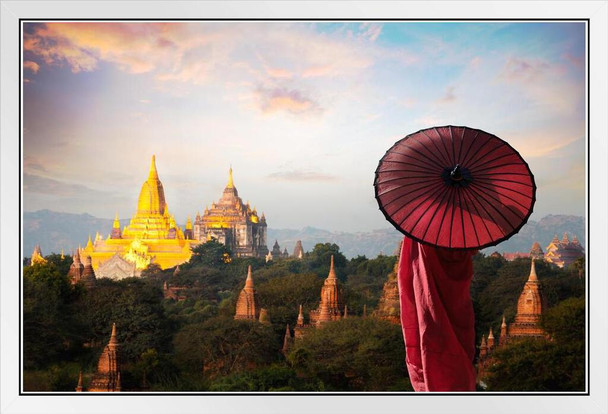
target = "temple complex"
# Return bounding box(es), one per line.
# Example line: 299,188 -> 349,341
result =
193,168 -> 268,258
544,233 -> 584,268
88,323 -> 122,392
266,240 -> 289,261
30,245 -> 46,265
81,156 -> 196,274
529,242 -> 544,260
309,256 -> 343,326
234,266 -> 260,320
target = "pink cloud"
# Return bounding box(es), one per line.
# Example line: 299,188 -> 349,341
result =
23,60 -> 40,73
255,86 -> 322,115
500,57 -> 550,83
436,86 -> 456,104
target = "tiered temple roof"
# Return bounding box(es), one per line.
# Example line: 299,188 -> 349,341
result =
193,168 -> 268,258
82,156 -> 195,273
544,232 -> 584,268
508,259 -> 546,339
292,240 -> 304,259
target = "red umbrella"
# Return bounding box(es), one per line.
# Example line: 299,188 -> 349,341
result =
374,125 -> 536,250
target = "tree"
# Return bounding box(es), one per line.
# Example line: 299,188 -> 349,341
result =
187,240 -> 232,268
172,316 -> 281,382
23,262 -> 86,369
287,317 -> 411,391
306,243 -> 347,281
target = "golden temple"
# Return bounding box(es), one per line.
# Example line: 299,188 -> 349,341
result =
82,155 -> 196,273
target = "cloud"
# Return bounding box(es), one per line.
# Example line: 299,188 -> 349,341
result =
267,169 -> 338,182
255,86 -> 322,115
23,60 -> 40,73
437,86 -> 456,103
358,23 -> 382,42
500,57 -> 550,83
24,173 -> 113,197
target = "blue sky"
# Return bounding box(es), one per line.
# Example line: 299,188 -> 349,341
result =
22,21 -> 586,232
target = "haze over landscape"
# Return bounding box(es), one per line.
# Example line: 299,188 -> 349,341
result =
23,22 -> 586,234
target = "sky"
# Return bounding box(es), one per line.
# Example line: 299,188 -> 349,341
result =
22,21 -> 586,232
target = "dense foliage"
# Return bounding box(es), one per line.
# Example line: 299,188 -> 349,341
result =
23,242 -> 585,392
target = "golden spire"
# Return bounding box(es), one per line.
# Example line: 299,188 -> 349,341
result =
113,212 -> 120,229
528,258 -> 538,282
86,235 -> 93,250
148,154 -> 158,180
186,216 -> 192,230
245,265 -> 254,288
488,327 -> 494,340
60,248 -> 65,260
227,166 -> 234,189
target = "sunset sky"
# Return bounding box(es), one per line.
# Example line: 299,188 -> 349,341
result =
22,21 -> 586,232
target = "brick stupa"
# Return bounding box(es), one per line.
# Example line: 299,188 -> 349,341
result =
88,323 -> 121,392
309,255 -> 342,326
234,265 -> 260,320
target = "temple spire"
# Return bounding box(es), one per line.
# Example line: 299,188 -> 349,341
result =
328,255 -> 337,280
113,212 -> 120,229
227,166 -> 234,189
297,304 -> 304,326
245,265 -> 254,288
148,155 -> 158,180
76,370 -> 83,392
109,323 -> 118,347
528,258 -> 538,282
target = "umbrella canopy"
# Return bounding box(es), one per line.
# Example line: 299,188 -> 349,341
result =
374,126 -> 536,250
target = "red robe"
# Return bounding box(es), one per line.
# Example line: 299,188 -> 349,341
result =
397,236 -> 477,391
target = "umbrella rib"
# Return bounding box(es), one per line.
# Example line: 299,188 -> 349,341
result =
467,185 -> 522,232
408,180 -> 452,238
375,175 -> 442,187
473,171 -> 533,178
448,186 -> 458,248
473,181 -> 534,207
457,187 -> 467,248
460,129 -> 481,167
469,151 -> 516,172
434,127 -> 455,167
420,130 -> 452,167
434,187 -> 453,246
378,157 -> 441,172
381,180 -> 446,211
394,142 -> 449,172
377,171 -> 441,179
376,179 -> 442,198
467,141 -> 507,171
418,181 -> 452,243
473,161 -> 532,175
450,126 -> 456,167
460,187 -> 488,246
474,177 -> 534,188
396,181 -> 449,229
456,127 -> 466,166
382,150 -> 443,171
460,189 -> 482,246
465,187 -> 509,238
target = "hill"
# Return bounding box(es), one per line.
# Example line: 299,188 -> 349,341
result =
23,210 -> 584,259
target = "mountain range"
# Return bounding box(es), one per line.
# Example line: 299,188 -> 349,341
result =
23,210 -> 585,260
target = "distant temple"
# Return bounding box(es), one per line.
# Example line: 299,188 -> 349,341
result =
266,240 -> 289,262
292,240 -> 304,259
29,245 -> 47,265
477,259 -> 547,382
309,256 -> 343,326
87,323 -> 122,392
372,247 -> 401,325
234,265 -> 260,320
544,233 -> 584,268
193,168 -> 269,258
81,156 -> 195,274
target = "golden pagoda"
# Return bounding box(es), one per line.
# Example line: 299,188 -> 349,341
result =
83,155 -> 197,273
193,167 -> 268,257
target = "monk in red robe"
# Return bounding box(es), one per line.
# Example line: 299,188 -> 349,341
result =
397,236 -> 477,391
